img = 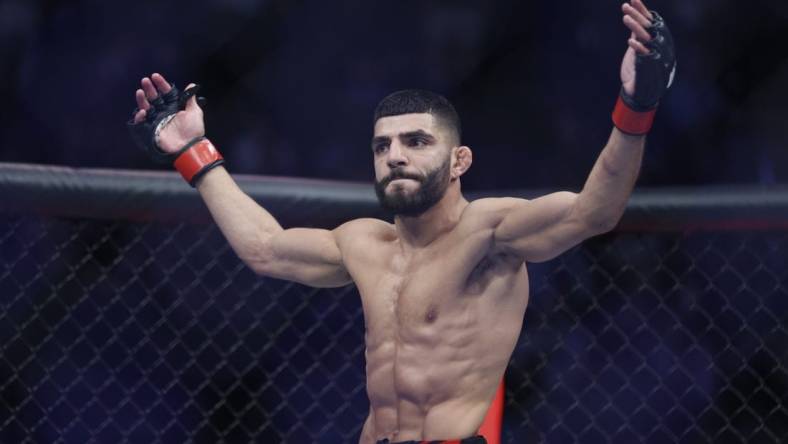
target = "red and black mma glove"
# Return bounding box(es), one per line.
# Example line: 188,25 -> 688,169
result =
126,85 -> 224,187
613,11 -> 677,135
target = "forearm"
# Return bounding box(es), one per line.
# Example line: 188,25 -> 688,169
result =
574,127 -> 644,231
570,0 -> 675,230
196,166 -> 284,266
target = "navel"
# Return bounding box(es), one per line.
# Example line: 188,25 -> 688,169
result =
425,305 -> 438,323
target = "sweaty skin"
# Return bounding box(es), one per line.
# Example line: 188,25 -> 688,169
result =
130,3 -> 658,440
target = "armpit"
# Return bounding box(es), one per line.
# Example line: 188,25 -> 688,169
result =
465,251 -> 523,295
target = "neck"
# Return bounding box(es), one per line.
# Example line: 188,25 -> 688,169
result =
393,183 -> 467,249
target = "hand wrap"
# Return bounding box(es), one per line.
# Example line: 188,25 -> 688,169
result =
613,11 -> 677,135
172,137 -> 224,187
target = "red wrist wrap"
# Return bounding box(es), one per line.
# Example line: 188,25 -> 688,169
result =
612,95 -> 657,135
173,138 -> 224,185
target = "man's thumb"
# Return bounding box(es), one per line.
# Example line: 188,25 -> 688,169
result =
184,83 -> 201,111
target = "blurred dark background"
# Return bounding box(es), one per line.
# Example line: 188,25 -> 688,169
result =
0,0 -> 787,190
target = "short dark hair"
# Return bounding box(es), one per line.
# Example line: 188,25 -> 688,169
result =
373,89 -> 461,145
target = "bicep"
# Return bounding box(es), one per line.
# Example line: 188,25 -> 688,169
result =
493,192 -> 597,263
251,227 -> 352,288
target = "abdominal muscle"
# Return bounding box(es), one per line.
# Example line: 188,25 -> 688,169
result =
359,281 -> 526,443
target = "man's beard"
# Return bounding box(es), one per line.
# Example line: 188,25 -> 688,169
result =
374,157 -> 451,217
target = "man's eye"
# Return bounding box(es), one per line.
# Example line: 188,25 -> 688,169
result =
408,138 -> 425,147
374,144 -> 388,153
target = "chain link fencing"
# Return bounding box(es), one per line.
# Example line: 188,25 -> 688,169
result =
507,230 -> 787,443
1,165 -> 787,443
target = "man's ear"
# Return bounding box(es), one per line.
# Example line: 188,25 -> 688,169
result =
451,146 -> 472,179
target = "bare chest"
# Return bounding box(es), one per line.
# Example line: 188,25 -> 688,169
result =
350,244 -> 525,342
372,264 -> 450,328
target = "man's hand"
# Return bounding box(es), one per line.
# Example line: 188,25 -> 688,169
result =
614,0 -> 676,134
128,73 -> 223,187
620,0 -> 654,97
131,73 -> 205,154
619,0 -> 676,107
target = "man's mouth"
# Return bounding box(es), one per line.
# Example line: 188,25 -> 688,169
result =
387,173 -> 420,183
387,177 -> 420,189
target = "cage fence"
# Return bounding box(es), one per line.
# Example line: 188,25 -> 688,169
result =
1,164 -> 786,443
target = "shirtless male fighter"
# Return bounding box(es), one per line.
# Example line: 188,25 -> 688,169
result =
127,1 -> 675,442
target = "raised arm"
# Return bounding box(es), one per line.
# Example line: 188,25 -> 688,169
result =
493,129 -> 644,262
128,73 -> 351,288
198,168 -> 352,287
493,0 -> 676,262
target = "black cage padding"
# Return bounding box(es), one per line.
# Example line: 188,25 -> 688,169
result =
2,162 -> 788,229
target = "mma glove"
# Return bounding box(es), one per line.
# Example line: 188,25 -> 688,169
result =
127,84 -> 224,187
612,10 -> 676,135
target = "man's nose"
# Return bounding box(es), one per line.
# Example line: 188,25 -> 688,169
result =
386,142 -> 408,168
